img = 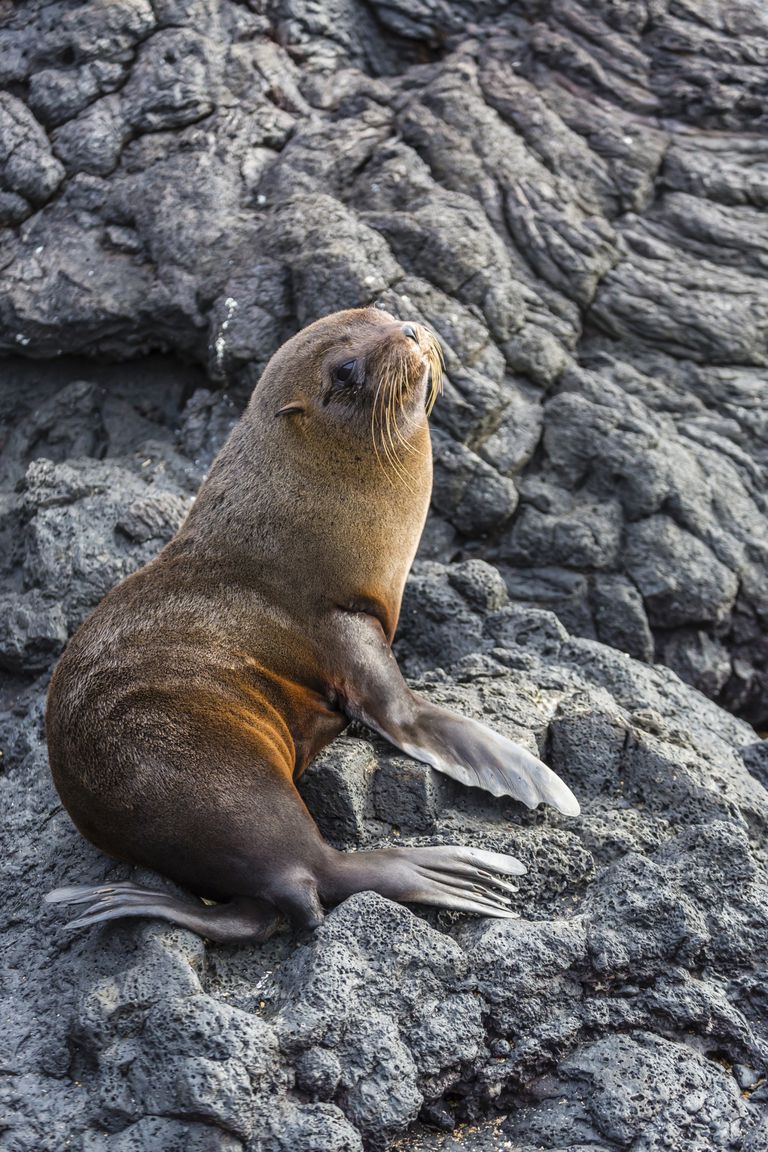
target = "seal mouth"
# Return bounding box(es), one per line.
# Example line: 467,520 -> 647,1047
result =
368,321 -> 444,490
369,322 -> 443,413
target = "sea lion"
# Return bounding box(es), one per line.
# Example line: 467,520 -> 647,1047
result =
45,307 -> 579,942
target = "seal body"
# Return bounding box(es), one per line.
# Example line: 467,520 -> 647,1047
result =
46,308 -> 578,940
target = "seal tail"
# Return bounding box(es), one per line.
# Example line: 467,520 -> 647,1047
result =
322,843 -> 526,919
44,882 -> 280,943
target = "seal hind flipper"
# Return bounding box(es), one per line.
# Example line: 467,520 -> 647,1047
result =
323,843 -> 525,919
47,845 -> 526,935
44,883 -> 280,943
333,612 -> 580,817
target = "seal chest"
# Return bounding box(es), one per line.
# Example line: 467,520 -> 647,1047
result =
46,307 -> 579,941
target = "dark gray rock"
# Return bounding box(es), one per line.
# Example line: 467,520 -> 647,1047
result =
2,1 -> 768,1149
662,628 -> 734,700
624,516 -> 740,629
298,739 -> 377,847
431,428 -> 519,537
745,1116 -> 768,1152
84,1118 -> 243,1152
501,496 -> 623,571
0,589 -> 68,673
19,456 -> 189,630
742,742 -> 768,791
274,892 -> 486,1147
372,752 -> 450,833
253,1102 -> 364,1152
515,1031 -> 748,1151
446,559 -> 508,614
2,0 -> 767,723
590,574 -> 654,664
0,94 -> 65,222
397,561 -> 489,677
2,556 -> 767,1150
0,379 -> 105,488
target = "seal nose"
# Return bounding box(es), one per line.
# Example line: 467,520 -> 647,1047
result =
402,323 -> 419,343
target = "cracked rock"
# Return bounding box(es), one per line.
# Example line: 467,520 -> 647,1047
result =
2,1 -> 768,1149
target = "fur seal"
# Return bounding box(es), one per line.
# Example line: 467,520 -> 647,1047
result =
45,307 -> 579,941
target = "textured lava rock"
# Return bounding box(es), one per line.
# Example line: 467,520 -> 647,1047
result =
2,452 -> 767,1149
2,1 -> 768,1150
1,0 -> 767,724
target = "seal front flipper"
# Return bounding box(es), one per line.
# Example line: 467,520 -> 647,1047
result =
333,612 -> 580,817
397,709 -> 581,816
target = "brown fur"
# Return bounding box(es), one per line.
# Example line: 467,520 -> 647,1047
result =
47,307 -> 576,941
47,308 -> 436,924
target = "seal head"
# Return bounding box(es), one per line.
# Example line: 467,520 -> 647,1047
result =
265,308 -> 443,489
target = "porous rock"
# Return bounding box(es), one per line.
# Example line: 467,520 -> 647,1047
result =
1,0 -> 767,723
2,1 -> 768,1150
2,508 -> 767,1149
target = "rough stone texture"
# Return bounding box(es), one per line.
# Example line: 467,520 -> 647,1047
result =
1,1 -> 768,1150
1,390 -> 767,1149
0,0 -> 767,725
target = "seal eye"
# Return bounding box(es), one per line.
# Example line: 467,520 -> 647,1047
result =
334,359 -> 357,385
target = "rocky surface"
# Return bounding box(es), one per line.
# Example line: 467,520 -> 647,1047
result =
0,0 -> 767,725
0,372 -> 766,1150
1,1 -> 768,1150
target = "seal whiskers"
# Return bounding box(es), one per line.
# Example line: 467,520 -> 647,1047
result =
370,333 -> 435,492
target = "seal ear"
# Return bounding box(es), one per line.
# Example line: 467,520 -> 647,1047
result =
275,402 -> 304,417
